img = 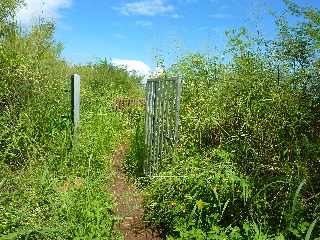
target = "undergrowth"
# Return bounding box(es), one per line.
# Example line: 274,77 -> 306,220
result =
126,1 -> 320,239
0,1 -> 143,239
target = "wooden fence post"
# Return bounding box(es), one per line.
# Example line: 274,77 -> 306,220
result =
71,74 -> 80,132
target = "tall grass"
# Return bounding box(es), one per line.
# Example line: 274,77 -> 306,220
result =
0,4 -> 143,238
126,1 -> 320,239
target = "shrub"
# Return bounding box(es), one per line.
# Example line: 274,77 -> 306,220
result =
126,1 -> 320,238
0,4 -> 143,238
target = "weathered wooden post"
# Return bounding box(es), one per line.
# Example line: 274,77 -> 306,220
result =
71,74 -> 80,133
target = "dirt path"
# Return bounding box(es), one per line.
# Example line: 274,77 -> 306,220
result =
110,144 -> 162,240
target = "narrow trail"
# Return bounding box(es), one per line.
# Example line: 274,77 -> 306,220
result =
110,144 -> 162,240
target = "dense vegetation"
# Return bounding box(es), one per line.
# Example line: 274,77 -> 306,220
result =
1,0 -> 320,239
0,1 -> 142,239
127,1 -> 320,239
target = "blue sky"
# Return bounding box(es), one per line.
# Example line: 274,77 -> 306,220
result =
16,0 -> 320,74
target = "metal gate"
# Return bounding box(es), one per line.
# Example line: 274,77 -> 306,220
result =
144,77 -> 182,176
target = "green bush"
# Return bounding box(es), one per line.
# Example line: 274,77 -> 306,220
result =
144,149 -> 252,233
125,1 -> 320,239
0,2 -> 143,238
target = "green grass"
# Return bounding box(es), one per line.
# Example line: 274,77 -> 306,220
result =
0,9 -> 143,238
2,0 -> 320,239
125,2 -> 320,239
0,65 -> 141,239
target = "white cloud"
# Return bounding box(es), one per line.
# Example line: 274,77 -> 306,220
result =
114,0 -> 174,17
112,59 -> 151,77
16,0 -> 71,25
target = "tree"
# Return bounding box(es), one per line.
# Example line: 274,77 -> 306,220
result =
0,0 -> 22,24
280,0 -> 320,67
0,0 -> 22,39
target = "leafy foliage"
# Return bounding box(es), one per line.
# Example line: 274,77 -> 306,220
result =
0,3 -> 143,239
126,1 -> 320,239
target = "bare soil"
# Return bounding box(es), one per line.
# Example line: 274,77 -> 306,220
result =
110,144 -> 162,240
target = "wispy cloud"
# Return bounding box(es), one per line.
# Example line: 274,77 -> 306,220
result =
136,20 -> 153,27
114,0 -> 174,17
16,0 -> 71,25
